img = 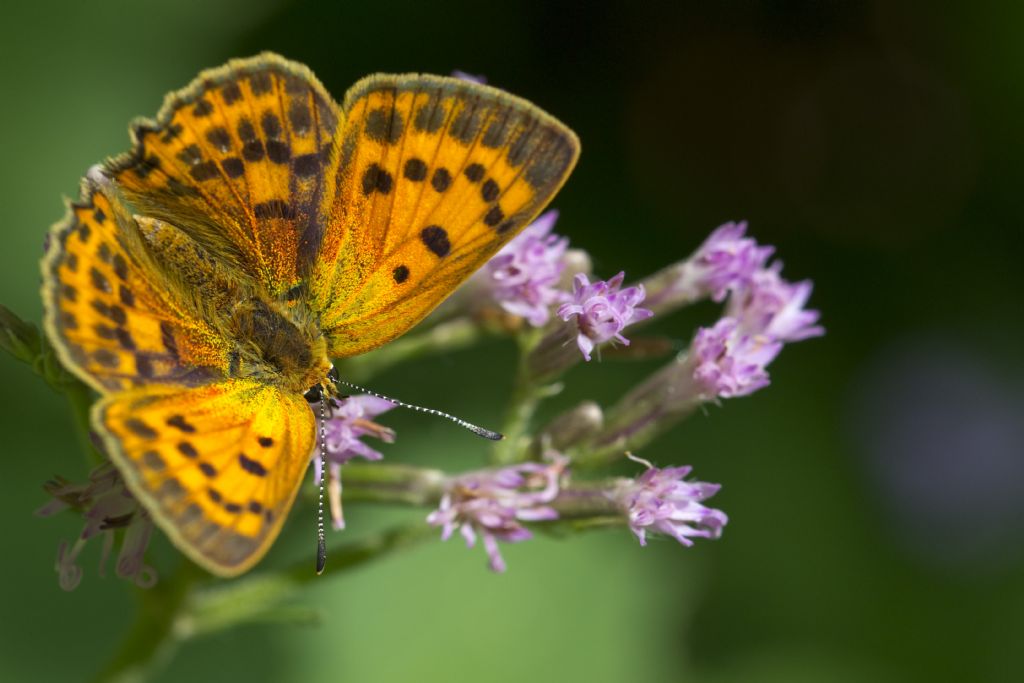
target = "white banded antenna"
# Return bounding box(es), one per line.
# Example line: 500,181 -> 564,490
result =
334,379 -> 503,441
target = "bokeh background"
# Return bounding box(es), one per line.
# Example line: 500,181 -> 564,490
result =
2,1 -> 1022,682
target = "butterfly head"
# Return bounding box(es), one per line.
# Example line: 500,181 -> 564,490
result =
303,364 -> 339,404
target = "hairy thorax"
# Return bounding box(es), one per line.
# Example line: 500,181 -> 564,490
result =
227,296 -> 331,394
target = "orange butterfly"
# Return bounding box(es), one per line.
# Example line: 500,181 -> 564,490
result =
40,53 -> 578,576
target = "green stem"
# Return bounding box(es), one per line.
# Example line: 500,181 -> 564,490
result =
491,330 -> 563,464
91,523 -> 436,683
64,379 -> 105,467
181,524 -> 437,637
338,462 -> 445,506
90,562 -> 204,683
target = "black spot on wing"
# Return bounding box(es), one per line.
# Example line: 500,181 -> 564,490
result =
221,158 -> 245,178
293,153 -> 320,177
136,355 -> 154,378
112,254 -> 129,281
221,82 -> 242,105
288,99 -> 312,135
365,107 -> 403,144
266,140 -> 290,164
362,163 -> 393,195
125,418 -> 157,439
261,111 -> 282,138
190,161 -> 219,181
90,267 -> 111,293
115,328 -> 136,351
481,179 -> 500,202
404,158 -> 427,181
431,167 -> 451,193
449,102 -> 483,143
249,72 -> 272,95
484,205 -> 505,228
421,226 -> 450,257
206,127 -> 232,152
193,99 -> 214,117
414,95 -> 446,133
167,414 -> 197,433
239,453 -> 268,477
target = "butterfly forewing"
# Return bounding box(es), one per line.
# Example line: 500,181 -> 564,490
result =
94,379 -> 315,576
106,53 -> 343,297
312,74 -> 579,357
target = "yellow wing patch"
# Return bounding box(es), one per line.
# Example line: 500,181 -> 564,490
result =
312,74 -> 579,357
41,178 -> 230,394
105,53 -> 343,296
94,379 -> 315,576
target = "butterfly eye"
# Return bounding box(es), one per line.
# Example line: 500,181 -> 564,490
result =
327,365 -> 339,385
303,385 -> 323,404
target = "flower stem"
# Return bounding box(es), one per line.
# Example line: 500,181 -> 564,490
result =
91,523 -> 436,683
181,523 -> 438,638
493,332 -> 562,464
64,379 -> 105,467
339,463 -> 446,506
89,561 -> 203,683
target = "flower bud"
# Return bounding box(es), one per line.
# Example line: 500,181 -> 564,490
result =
535,400 -> 604,453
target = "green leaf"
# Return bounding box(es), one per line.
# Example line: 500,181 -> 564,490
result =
0,303 -> 41,365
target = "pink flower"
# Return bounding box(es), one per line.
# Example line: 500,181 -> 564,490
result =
426,455 -> 566,572
319,395 -> 396,466
314,395 -> 396,530
728,262 -> 824,341
691,318 -> 782,398
612,454 -> 727,547
687,221 -> 775,302
558,272 -> 653,361
484,210 -> 570,326
691,257 -> 823,399
36,462 -> 156,590
451,70 -> 487,85
641,221 -> 775,314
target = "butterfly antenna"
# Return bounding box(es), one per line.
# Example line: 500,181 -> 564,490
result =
335,379 -> 504,441
315,397 -> 327,575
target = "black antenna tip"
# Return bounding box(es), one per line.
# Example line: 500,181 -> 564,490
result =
471,425 -> 504,441
316,536 -> 327,575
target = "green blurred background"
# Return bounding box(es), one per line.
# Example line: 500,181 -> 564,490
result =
2,1 -> 1022,681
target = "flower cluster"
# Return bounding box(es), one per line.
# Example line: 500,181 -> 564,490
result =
483,211 -> 570,327
558,272 -> 653,361
36,462 -> 155,591
690,248 -> 823,400
612,455 -> 727,547
426,455 -> 566,572
29,214 -> 820,586
473,211 -> 652,360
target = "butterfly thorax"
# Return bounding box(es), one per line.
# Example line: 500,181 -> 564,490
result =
226,296 -> 330,395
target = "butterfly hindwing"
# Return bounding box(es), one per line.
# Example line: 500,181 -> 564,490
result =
94,379 -> 315,576
105,53 -> 343,297
312,74 -> 580,357
42,177 -> 232,393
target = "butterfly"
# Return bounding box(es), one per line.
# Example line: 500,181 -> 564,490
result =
40,53 -> 578,576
